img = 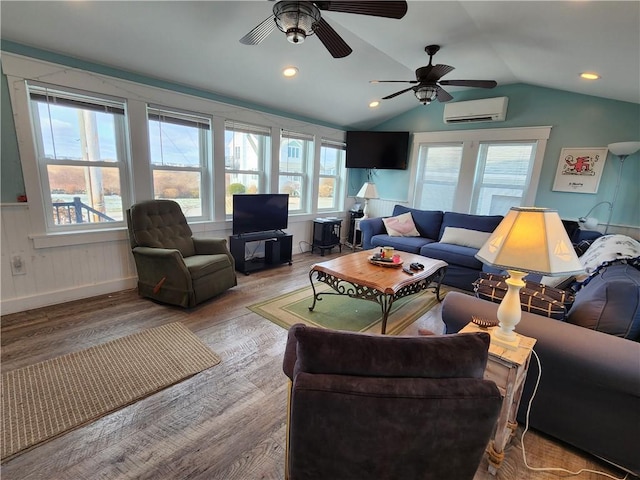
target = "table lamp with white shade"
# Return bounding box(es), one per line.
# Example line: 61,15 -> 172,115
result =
475,207 -> 584,350
356,182 -> 379,218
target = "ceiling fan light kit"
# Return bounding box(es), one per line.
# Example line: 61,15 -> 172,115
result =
240,1 -> 407,58
415,85 -> 438,105
273,1 -> 321,44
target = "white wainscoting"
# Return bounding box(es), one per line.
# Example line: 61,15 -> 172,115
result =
1,203 -> 138,315
365,199 -> 408,218
0,205 -> 346,315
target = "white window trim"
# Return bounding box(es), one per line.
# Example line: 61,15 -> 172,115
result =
408,126 -> 552,211
147,105 -> 212,221
317,139 -> 345,211
2,52 -> 347,247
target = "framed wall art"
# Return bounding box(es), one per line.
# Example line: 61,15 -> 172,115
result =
552,147 -> 608,194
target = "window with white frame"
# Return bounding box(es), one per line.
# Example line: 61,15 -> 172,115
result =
414,143 -> 463,212
318,139 -> 345,211
411,127 -> 551,215
280,130 -> 313,212
147,107 -> 211,219
224,121 -> 271,215
28,84 -> 130,230
471,142 -> 537,215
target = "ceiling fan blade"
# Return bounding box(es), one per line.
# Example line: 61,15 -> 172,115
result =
314,17 -> 352,58
315,1 -> 408,19
439,79 -> 498,88
240,15 -> 276,45
370,80 -> 418,84
382,86 -> 415,100
435,86 -> 454,102
424,64 -> 455,82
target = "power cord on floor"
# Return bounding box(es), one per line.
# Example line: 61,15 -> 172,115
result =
521,349 -> 629,480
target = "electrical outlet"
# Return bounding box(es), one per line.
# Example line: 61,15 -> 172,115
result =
11,255 -> 26,276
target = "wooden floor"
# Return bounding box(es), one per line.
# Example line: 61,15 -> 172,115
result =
1,251 -> 632,480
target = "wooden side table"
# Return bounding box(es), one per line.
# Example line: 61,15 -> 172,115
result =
460,322 -> 536,475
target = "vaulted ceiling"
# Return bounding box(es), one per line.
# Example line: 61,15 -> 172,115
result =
2,1 -> 639,130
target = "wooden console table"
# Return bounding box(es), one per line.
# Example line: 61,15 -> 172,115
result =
461,322 -> 536,475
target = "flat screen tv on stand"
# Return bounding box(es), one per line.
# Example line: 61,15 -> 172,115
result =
232,194 -> 289,236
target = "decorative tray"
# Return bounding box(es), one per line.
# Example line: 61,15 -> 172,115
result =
369,256 -> 403,268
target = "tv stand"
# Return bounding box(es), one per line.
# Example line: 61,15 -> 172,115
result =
229,232 -> 293,275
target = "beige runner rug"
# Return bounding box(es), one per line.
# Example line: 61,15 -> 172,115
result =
1,322 -> 220,462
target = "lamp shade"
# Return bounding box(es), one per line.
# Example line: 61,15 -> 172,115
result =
356,182 -> 379,199
607,141 -> 640,157
476,207 -> 584,276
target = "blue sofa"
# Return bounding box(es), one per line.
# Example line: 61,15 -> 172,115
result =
442,260 -> 640,476
360,205 -> 504,291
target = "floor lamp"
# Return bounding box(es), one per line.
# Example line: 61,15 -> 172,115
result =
579,141 -> 640,233
476,207 -> 584,350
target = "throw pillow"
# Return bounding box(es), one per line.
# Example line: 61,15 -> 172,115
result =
566,264 -> 640,340
473,273 -> 569,320
382,211 -> 420,237
440,227 -> 491,249
479,272 -> 575,308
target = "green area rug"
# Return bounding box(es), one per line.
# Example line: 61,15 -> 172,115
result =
249,283 -> 446,335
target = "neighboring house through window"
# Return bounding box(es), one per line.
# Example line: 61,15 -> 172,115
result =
224,121 -> 271,215
280,130 -> 313,213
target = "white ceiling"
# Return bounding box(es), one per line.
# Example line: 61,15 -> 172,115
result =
2,1 -> 639,130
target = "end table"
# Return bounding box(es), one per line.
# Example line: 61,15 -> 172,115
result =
460,322 -> 536,475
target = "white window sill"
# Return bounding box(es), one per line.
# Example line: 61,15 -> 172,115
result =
31,228 -> 130,249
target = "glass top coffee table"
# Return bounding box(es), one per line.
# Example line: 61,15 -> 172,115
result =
308,249 -> 448,334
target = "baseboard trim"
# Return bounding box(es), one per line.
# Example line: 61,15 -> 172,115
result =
1,277 -> 138,315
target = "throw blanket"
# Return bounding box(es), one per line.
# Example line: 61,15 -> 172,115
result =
574,235 -> 640,290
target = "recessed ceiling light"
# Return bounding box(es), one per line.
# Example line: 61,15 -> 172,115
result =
283,67 -> 298,78
580,72 -> 600,80
369,101 -> 380,108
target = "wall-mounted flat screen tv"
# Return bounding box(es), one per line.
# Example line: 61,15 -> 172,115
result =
232,194 -> 289,236
345,131 -> 410,169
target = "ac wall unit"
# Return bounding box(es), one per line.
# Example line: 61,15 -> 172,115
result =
443,97 -> 508,124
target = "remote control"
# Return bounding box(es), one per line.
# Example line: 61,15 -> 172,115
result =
402,267 -> 414,275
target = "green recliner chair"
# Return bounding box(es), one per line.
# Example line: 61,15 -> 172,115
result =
127,200 -> 237,307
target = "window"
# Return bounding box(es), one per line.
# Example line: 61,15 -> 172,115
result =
280,130 -> 314,212
471,142 -> 537,215
28,84 -> 129,230
224,121 -> 271,215
414,144 -> 463,212
318,140 -> 345,210
410,127 -> 551,214
148,107 -> 211,219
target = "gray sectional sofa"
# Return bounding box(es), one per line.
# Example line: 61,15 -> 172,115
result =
360,205 -> 503,291
442,260 -> 640,476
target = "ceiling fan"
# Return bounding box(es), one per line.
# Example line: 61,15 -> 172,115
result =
240,1 -> 408,58
371,45 -> 498,104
